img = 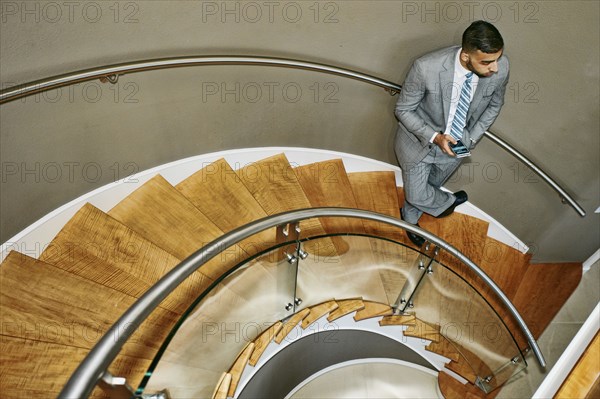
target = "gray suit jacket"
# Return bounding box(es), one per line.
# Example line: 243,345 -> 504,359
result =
394,46 -> 509,169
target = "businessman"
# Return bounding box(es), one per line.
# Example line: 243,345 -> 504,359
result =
395,20 -> 509,247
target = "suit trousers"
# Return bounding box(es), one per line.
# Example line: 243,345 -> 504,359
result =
401,146 -> 462,224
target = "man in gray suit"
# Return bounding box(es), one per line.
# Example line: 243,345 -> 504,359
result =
395,20 -> 509,246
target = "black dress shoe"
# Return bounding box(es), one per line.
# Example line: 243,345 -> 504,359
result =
400,208 -> 426,247
437,190 -> 468,218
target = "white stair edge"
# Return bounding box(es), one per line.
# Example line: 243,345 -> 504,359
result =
0,147 -> 528,262
233,312 -> 468,398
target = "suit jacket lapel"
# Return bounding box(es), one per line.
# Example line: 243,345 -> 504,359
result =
440,49 -> 456,126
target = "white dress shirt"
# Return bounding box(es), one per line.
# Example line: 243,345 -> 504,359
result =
430,48 -> 480,142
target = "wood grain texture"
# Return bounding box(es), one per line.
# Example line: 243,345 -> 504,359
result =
249,321 -> 282,366
555,332 -> 600,398
301,300 -> 339,329
402,318 -> 440,343
275,308 -> 310,344
227,342 -> 255,397
478,237 -> 531,299
39,203 -> 212,314
438,370 -> 492,399
379,313 -> 417,326
512,262 -> 582,338
420,212 -> 489,282
176,158 -> 276,255
294,159 -> 366,237
0,335 -> 151,399
426,338 -> 461,362
353,301 -> 393,321
108,174 -> 245,279
235,154 -> 336,256
212,372 -> 232,399
327,298 -> 365,322
1,252 -> 178,360
446,359 -> 478,384
475,238 -> 532,350
348,171 -> 404,242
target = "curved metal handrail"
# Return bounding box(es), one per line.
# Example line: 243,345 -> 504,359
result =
58,207 -> 545,399
0,55 -> 585,216
483,131 -> 586,217
0,55 -> 401,104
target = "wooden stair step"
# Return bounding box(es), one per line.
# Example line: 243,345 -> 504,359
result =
39,203 -> 212,314
353,300 -> 393,321
0,335 -> 150,399
444,339 -> 496,390
438,370 -> 499,399
555,332 -> 600,398
212,373 -> 232,399
275,308 -> 310,344
512,262 -> 582,339
301,300 -> 339,329
426,338 -> 461,363
446,359 -> 479,386
478,237 -> 531,299
402,318 -> 441,342
212,372 -> 232,399
248,321 -> 283,366
327,298 -> 365,322
420,213 -> 489,276
227,342 -> 255,397
379,313 -> 416,326
176,158 -> 276,255
1,252 -> 178,358
108,174 -> 245,279
294,159 -> 366,241
293,159 -> 362,215
397,186 -> 490,279
348,171 -> 405,243
235,153 -> 336,256
476,236 -> 532,349
0,253 -> 179,397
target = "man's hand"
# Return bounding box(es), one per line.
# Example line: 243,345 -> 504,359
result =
433,133 -> 457,156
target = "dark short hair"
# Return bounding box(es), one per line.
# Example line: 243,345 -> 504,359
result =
462,20 -> 504,53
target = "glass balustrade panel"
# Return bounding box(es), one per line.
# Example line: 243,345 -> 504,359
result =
296,234 -> 421,308
408,257 -> 526,393
139,244 -> 298,398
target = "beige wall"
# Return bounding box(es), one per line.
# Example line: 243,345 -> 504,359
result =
1,0 -> 598,261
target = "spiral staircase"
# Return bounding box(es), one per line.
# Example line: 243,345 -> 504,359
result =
0,152 -> 583,398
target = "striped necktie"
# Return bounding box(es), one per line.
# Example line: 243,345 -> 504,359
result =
450,72 -> 474,140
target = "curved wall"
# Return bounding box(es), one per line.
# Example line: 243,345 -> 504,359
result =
1,1 -> 598,261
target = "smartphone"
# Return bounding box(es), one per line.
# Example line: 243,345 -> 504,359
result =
450,140 -> 471,158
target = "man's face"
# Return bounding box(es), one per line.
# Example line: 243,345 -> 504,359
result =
462,49 -> 503,77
